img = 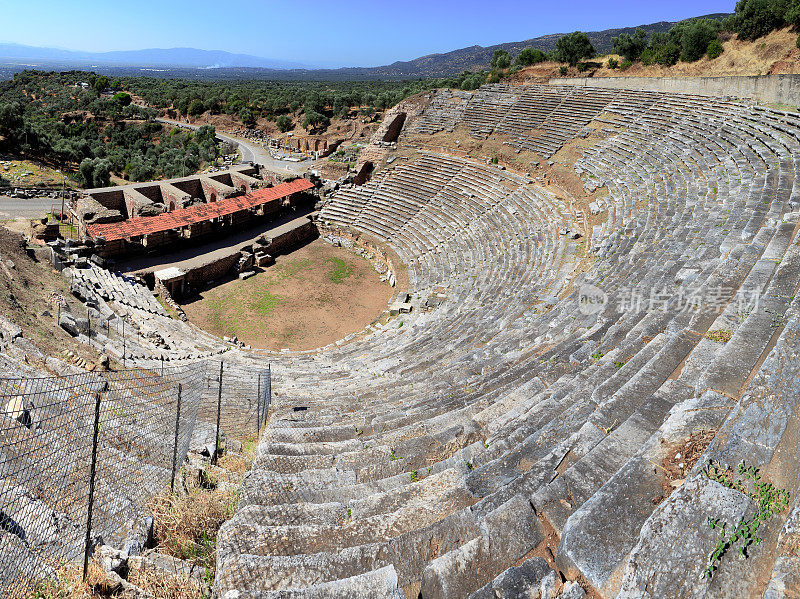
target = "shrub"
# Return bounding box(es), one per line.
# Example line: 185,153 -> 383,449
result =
730,0 -> 787,40
275,114 -> 293,132
554,31 -> 596,66
577,62 -> 591,72
490,49 -> 512,70
559,66 -> 569,75
187,98 -> 205,116
606,57 -> 619,69
612,28 -> 649,61
620,58 -> 633,70
113,92 -> 132,106
707,39 -> 724,59
797,33 -> 800,48
678,19 -> 722,62
516,47 -> 548,66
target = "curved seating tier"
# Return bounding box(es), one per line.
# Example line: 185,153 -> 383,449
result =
409,84 -> 622,157
42,83 -> 800,598
217,86 -> 800,598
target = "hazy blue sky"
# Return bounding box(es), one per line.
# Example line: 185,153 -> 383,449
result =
4,0 -> 736,67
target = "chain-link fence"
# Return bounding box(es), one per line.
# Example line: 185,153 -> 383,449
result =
0,359 -> 270,598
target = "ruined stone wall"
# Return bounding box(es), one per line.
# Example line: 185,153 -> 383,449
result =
370,95 -> 428,145
90,189 -> 126,213
199,180 -> 222,201
185,253 -> 241,287
264,221 -> 317,255
317,223 -> 398,287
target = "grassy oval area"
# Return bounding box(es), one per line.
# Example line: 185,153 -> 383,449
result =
180,239 -> 392,350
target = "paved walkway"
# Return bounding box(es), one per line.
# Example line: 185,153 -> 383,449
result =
0,196 -> 58,219
153,117 -> 312,176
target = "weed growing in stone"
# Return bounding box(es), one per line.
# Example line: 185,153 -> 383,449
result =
706,329 -> 732,343
701,460 -> 790,579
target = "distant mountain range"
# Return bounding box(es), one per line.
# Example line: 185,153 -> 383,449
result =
0,13 -> 731,81
0,43 -> 314,70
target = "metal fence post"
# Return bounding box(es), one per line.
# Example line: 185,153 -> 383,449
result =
256,372 -> 261,438
170,384 -> 183,492
212,361 -> 224,465
83,390 -> 102,580
122,317 -> 126,369
266,364 -> 271,425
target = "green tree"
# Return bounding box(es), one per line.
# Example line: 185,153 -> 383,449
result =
302,110 -> 329,132
92,158 -> 112,187
678,19 -> 721,61
707,39 -> 725,58
79,157 -> 111,187
612,28 -> 649,61
641,32 -> 681,66
730,0 -> 788,40
0,102 -> 24,139
92,76 -> 110,96
554,32 -> 595,66
79,158 -> 95,187
187,99 -> 205,116
606,57 -> 619,69
113,92 -> 132,106
515,47 -> 547,66
788,1 -> 800,28
239,108 -> 256,128
276,115 -> 293,132
195,124 -> 217,144
490,49 -> 512,69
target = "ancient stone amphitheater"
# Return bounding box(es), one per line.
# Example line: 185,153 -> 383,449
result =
27,82 -> 800,597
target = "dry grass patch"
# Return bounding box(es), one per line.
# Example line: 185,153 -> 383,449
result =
29,560 -> 203,599
148,486 -> 238,574
216,452 -> 252,476
126,566 -> 204,599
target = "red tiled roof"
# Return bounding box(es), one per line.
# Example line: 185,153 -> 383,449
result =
87,179 -> 313,242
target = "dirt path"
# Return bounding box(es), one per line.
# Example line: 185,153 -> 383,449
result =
179,239 -> 392,351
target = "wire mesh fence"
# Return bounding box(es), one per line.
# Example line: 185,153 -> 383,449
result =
0,359 -> 270,598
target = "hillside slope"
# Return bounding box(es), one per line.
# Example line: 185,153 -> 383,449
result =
510,27 -> 800,83
362,13 -> 730,78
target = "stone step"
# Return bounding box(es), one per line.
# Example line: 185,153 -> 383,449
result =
419,495 -> 543,598
534,379 -> 694,537
215,507 -> 483,593
219,565 -> 402,599
555,388 -> 733,595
